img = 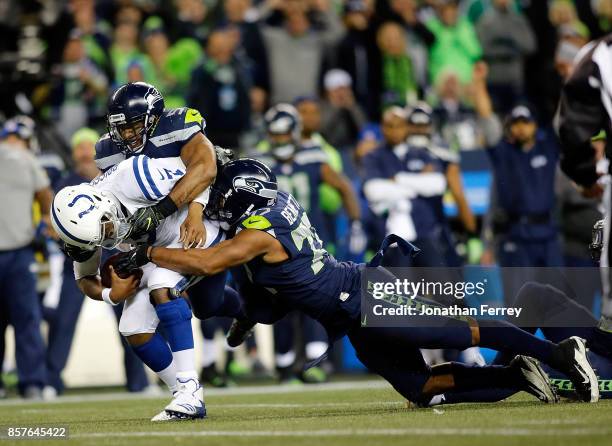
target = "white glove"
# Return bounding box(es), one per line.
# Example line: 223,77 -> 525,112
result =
349,220 -> 367,255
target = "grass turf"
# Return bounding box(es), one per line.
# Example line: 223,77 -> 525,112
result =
0,380 -> 610,446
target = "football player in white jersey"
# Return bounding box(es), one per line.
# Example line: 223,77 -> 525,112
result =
51,154 -> 226,421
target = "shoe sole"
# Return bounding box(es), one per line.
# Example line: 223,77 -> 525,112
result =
519,356 -> 558,403
569,337 -> 600,403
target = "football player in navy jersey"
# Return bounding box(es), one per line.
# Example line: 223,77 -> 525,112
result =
95,82 -> 218,246
117,159 -> 600,406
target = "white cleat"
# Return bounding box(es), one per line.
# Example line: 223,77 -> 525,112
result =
160,376 -> 206,420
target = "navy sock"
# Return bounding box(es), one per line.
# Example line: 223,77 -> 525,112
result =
155,299 -> 194,352
441,388 -> 516,404
132,333 -> 173,372
478,320 -> 556,364
433,362 -> 520,392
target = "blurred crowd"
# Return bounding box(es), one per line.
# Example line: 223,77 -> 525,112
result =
1,0 -> 611,397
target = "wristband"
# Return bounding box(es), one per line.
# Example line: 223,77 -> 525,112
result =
101,288 -> 119,306
155,196 -> 178,218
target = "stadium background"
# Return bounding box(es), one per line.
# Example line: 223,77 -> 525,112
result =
0,0 -> 608,394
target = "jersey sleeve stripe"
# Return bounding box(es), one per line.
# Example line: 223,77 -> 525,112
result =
142,156 -> 164,198
132,156 -> 154,201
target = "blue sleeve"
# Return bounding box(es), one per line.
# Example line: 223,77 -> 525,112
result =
95,135 -> 126,172
361,151 -> 386,182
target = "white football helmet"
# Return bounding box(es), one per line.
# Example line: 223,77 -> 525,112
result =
51,184 -> 129,250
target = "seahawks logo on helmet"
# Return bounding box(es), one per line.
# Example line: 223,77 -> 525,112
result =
233,177 -> 265,194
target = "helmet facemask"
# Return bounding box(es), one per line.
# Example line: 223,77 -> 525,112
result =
108,112 -> 158,154
99,205 -> 130,249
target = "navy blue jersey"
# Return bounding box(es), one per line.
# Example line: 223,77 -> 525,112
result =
363,143 -> 453,238
95,107 -> 206,171
259,147 -> 330,242
486,130 -> 559,240
233,191 -> 361,337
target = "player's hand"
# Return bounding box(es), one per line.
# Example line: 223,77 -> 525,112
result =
180,204 -> 206,249
59,241 -> 96,262
215,145 -> 234,168
109,265 -> 140,302
127,205 -> 166,239
114,245 -> 151,274
348,220 -> 367,255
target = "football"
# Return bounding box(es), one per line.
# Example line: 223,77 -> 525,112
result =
100,253 -> 143,288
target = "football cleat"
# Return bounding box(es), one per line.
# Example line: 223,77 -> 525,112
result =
226,318 -> 256,348
510,355 -> 559,403
155,377 -> 206,421
555,337 -> 599,403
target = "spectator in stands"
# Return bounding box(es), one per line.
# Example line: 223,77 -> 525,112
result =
50,29 -> 108,145
46,128 -> 151,396
0,119 -> 52,399
262,0 -> 342,104
333,0 -> 381,120
187,28 -> 251,149
425,0 -> 482,84
387,0 -> 435,89
222,0 -> 270,100
377,21 -> 418,108
142,17 -> 201,108
319,69 -> 367,151
173,0 -> 211,43
110,15 -> 155,86
476,0 -> 536,113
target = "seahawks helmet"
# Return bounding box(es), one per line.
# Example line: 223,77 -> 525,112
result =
264,103 -> 301,161
207,158 -> 278,228
107,82 -> 164,153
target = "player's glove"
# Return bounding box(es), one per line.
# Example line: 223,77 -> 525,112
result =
59,241 -> 96,262
114,245 -> 151,274
127,196 -> 178,240
215,145 -> 234,168
348,220 -> 367,255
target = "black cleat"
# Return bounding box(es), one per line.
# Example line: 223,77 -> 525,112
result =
226,318 -> 256,348
510,355 -> 559,403
200,365 -> 228,388
555,337 -> 599,402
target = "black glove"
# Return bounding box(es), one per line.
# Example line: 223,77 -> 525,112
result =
114,245 -> 151,274
215,145 -> 234,168
59,241 -> 96,262
127,196 -> 178,240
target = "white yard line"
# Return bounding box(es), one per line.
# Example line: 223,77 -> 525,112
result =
70,427 -> 612,438
0,380 -> 390,407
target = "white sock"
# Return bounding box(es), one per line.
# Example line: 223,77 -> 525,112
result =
305,342 -> 328,361
275,350 -> 296,368
173,349 -> 197,379
157,360 -> 178,393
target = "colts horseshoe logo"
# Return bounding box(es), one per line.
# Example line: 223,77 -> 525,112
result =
68,194 -> 96,219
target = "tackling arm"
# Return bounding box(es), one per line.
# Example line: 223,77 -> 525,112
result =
144,229 -> 287,276
171,133 -> 217,208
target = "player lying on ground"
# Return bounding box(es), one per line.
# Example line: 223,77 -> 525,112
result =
115,158 -> 600,405
427,281 -> 612,405
50,154 -> 246,421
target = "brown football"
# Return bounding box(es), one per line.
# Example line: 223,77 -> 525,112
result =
100,253 -> 144,288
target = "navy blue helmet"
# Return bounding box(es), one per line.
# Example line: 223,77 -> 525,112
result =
264,103 -> 301,161
107,82 -> 164,153
207,158 -> 278,227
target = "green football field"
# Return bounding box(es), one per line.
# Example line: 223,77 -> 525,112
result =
0,380 -> 610,446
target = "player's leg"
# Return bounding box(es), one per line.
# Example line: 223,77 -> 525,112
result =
301,316 -> 329,383
118,288 -> 177,394
199,318 -> 227,387
348,327 -> 556,405
274,314 -> 299,383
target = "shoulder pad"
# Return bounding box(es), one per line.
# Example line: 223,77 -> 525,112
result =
429,145 -> 459,164
294,147 -> 329,165
95,134 -> 126,171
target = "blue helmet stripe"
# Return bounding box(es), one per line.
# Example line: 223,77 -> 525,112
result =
143,156 -> 163,198
133,156 -> 154,201
51,202 -> 91,245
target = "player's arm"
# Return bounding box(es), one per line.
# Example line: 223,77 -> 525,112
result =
320,163 -> 360,221
117,229 -> 288,277
446,163 -> 477,234
76,269 -> 139,304
171,132 -> 217,207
